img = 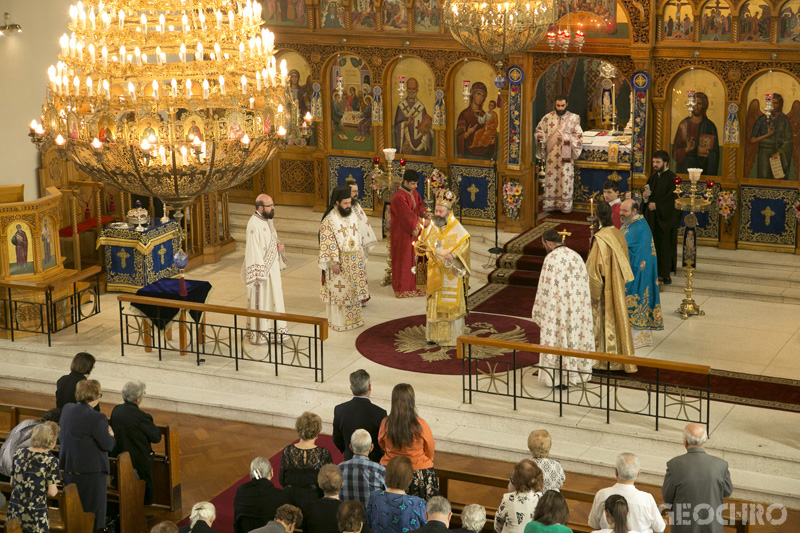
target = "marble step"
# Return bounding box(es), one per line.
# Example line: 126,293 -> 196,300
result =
2,345 -> 798,509
659,277 -> 800,305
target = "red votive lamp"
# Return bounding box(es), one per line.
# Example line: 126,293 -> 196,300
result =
373,157 -> 380,164
674,177 -> 682,185
706,180 -> 714,189
399,158 -> 406,166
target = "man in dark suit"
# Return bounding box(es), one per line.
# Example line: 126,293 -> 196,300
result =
417,496 -> 452,533
234,457 -> 289,533
111,380 -> 162,505
642,150 -> 682,284
60,379 -> 116,532
333,369 -> 387,463
662,423 -> 733,533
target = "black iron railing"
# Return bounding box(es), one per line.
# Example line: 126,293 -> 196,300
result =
458,335 -> 711,432
118,295 -> 328,382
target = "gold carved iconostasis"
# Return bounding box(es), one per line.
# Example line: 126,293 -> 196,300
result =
256,0 -> 800,250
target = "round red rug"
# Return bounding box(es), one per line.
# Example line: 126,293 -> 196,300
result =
355,312 -> 540,375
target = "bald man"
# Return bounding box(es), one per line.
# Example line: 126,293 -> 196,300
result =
662,423 -> 732,533
241,194 -> 289,345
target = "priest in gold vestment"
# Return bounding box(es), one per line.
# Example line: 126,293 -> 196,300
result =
415,188 -> 470,346
586,202 -> 636,372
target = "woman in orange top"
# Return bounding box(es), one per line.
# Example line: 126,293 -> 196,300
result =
378,383 -> 438,499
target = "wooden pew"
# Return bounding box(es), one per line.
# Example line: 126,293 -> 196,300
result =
0,403 -> 182,512
107,452 -> 148,533
0,483 -> 95,533
5,518 -> 22,533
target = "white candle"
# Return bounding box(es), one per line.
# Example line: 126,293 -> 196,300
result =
202,79 -> 209,99
56,76 -> 63,96
241,75 -> 247,95
196,43 -> 203,61
48,65 -> 57,92
216,10 -> 222,29
89,11 -> 96,30
118,9 -> 124,30
180,43 -> 186,63
141,14 -> 147,34
262,68 -> 268,88
280,59 -> 287,86
74,76 -> 80,96
214,43 -> 221,61
70,5 -> 77,25
152,80 -> 159,100
186,79 -> 192,98
181,146 -> 188,165
69,37 -> 76,58
60,34 -> 69,56
156,46 -> 162,65
128,81 -> 136,101
142,53 -> 147,64
249,97 -> 255,109
119,45 -> 126,65
134,46 -> 141,66
256,71 -> 261,91
171,78 -> 177,98
62,75 -> 69,96
159,14 -> 165,33
239,42 -> 244,61
219,75 -> 226,95
182,13 -> 188,33
199,11 -> 206,30
159,145 -> 166,164
88,43 -> 95,63
102,46 -> 108,67
228,10 -> 234,30
103,79 -> 110,99
87,77 -> 93,96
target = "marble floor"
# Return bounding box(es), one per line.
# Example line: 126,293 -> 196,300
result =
2,224 -> 800,507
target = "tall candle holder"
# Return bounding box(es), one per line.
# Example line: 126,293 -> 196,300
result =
674,168 -> 715,319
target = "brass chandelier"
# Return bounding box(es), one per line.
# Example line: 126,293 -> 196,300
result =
443,0 -> 557,69
29,0 -> 304,211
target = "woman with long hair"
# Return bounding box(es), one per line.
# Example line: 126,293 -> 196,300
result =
378,384 -> 437,499
592,495 -> 638,533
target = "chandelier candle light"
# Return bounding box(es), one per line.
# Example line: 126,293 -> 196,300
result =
30,0 -> 294,218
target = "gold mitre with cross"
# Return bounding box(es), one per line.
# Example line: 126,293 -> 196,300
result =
435,188 -> 457,210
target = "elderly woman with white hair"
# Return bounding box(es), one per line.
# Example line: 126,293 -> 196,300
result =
179,502 -> 220,533
454,504 -> 487,533
110,380 -> 163,505
234,457 -> 288,533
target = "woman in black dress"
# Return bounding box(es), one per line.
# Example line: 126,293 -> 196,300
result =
279,411 -> 333,513
55,352 -> 96,408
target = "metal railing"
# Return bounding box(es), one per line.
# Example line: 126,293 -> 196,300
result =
457,335 -> 711,431
0,266 -> 102,346
118,295 -> 328,382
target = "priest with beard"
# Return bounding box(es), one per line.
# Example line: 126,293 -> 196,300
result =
389,169 -> 429,298
642,151 -> 681,284
586,202 -> 636,372
346,177 -> 378,305
415,188 -> 470,346
242,194 -> 289,344
319,186 -> 369,331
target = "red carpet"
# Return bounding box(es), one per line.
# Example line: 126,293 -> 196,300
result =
355,313 -> 539,375
179,435 -> 344,532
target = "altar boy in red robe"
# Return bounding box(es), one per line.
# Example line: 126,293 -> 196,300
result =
390,169 -> 429,297
603,179 -> 622,229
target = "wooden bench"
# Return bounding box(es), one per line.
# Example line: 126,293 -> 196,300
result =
0,483 -> 95,533
435,467 -> 752,533
107,452 -> 148,533
0,403 -> 181,512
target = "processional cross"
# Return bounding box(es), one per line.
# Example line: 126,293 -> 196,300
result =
761,206 -> 775,226
557,229 -> 572,243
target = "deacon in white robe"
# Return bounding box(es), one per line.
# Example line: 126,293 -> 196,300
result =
346,178 -> 378,304
531,229 -> 595,387
534,96 -> 584,213
241,194 -> 288,344
319,186 -> 369,331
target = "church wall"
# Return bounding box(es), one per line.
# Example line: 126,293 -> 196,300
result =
0,0 -> 67,201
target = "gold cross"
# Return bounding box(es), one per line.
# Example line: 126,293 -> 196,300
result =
762,206 -> 775,226
351,223 -> 358,235
337,226 -> 349,238
467,183 -> 479,202
334,280 -> 346,292
117,249 -> 130,269
557,229 -> 572,243
157,245 -> 167,265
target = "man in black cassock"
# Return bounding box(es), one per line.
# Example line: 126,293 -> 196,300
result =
642,150 -> 681,285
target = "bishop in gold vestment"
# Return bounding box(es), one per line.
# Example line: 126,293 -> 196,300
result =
586,202 -> 636,372
416,189 -> 470,346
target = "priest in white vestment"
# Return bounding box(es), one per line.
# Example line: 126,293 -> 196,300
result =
534,96 -> 583,213
531,228 -> 595,387
319,186 -> 369,331
415,189 -> 470,346
241,194 -> 288,344
346,177 -> 378,305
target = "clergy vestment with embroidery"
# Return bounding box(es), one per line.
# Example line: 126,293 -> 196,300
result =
531,245 -> 595,386
241,213 -> 287,343
319,211 -> 368,331
390,186 -> 428,297
621,215 -> 663,348
418,213 -> 470,346
352,202 -> 378,259
586,226 -> 636,372
534,111 -> 583,213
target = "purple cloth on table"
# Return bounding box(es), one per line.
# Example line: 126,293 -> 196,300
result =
132,278 -> 212,329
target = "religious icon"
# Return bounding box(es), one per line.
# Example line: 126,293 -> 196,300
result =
661,0 -> 693,41
261,0 -> 306,26
184,115 -> 205,142
8,222 -> 32,276
745,93 -> 799,180
352,0 -> 376,29
700,0 -> 731,42
322,0 -> 345,28
392,59 -> 435,156
226,112 -> 245,140
67,112 -> 80,139
779,0 -> 800,42
139,119 -> 159,142
414,0 -> 440,32
382,0 -> 408,30
330,54 -> 373,150
41,216 -> 56,271
454,61 -> 498,161
739,1 -> 770,41
673,92 -> 721,175
97,115 -> 116,143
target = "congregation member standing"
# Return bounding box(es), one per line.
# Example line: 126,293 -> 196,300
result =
303,464 -> 343,533
642,151 -> 681,285
662,424 -> 732,533
234,457 -> 288,533
7,422 -> 60,533
242,193 -> 289,344
534,96 -> 584,214
319,186 -> 368,331
367,456 -> 427,533
527,430 -> 565,493
379,384 -> 437,499
531,229 -> 594,388
389,169 -> 428,298
279,412 -> 333,512
619,199 -> 663,349
333,369 -> 387,463
586,202 -> 636,373
111,380 -> 162,505
495,460 -> 544,533
339,429 -> 387,507
55,351 -> 97,409
59,379 -> 116,532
